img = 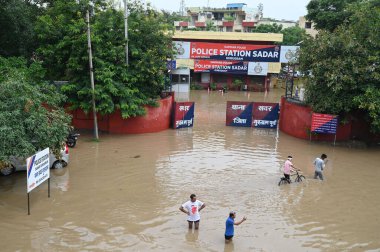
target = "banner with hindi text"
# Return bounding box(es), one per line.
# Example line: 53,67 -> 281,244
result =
173,102 -> 195,129
252,102 -> 280,128
226,101 -> 253,127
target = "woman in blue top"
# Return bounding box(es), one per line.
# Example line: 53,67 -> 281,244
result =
225,211 -> 247,242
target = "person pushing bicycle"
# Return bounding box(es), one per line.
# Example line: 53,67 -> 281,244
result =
283,156 -> 299,183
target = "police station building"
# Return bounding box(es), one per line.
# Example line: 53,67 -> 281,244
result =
172,31 -> 294,92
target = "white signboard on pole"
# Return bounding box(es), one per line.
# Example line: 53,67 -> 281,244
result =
248,62 -> 269,76
26,148 -> 50,193
173,41 -> 190,59
280,46 -> 300,63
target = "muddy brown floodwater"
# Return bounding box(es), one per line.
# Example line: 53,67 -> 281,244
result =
1,90 -> 380,252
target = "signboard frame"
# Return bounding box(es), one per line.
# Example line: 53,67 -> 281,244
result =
26,148 -> 51,215
311,113 -> 339,145
252,102 -> 280,128
173,102 -> 195,129
226,101 -> 254,127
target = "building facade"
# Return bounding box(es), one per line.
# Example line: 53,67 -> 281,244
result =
298,16 -> 318,37
172,31 -> 284,92
256,18 -> 297,29
174,3 -> 262,33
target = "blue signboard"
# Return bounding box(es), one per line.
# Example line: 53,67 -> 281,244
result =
311,113 -> 338,134
252,102 -> 280,128
167,60 -> 176,70
226,102 -> 253,127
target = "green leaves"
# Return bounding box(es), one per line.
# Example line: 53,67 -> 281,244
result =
35,0 -> 172,119
252,24 -> 310,46
0,58 -> 71,162
281,26 -> 310,46
306,0 -> 360,32
301,1 -> 380,132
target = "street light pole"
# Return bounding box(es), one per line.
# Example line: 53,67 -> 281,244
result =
86,9 -> 99,140
124,0 -> 129,66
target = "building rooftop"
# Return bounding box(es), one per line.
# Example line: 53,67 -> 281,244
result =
173,31 -> 283,43
226,3 -> 247,9
259,17 -> 297,23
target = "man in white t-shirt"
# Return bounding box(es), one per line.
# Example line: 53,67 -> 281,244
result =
179,194 -> 206,229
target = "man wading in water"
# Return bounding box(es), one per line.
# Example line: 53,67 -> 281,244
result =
224,211 -> 247,242
179,194 -> 206,229
314,154 -> 328,180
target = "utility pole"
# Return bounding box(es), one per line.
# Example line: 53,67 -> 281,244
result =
124,0 -> 129,66
86,9 -> 99,140
179,0 -> 185,16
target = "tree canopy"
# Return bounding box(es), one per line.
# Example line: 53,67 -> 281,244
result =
253,23 -> 283,34
281,26 -> 309,45
0,57 -> 71,163
306,0 -> 362,31
0,0 -> 41,57
35,0 -> 174,118
300,0 -> 380,131
252,23 -> 309,46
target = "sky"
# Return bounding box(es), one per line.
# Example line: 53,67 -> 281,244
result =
147,0 -> 311,21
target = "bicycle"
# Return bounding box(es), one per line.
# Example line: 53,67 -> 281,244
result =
278,170 -> 306,186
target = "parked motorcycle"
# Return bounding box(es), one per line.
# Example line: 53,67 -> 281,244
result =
66,132 -> 80,148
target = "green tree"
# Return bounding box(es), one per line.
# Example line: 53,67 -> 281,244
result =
252,23 -> 283,33
306,0 -> 362,31
0,57 -> 71,169
205,20 -> 217,31
161,10 -> 189,25
0,0 -> 43,57
281,26 -> 310,45
0,57 -> 46,83
300,1 -> 380,131
35,0 -> 173,118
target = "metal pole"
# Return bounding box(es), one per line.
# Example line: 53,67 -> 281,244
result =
48,178 -> 50,198
334,134 -> 336,146
27,193 -> 30,215
86,9 -> 99,140
124,0 -> 129,66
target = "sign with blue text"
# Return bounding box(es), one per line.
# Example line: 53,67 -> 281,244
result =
252,102 -> 280,128
311,113 -> 338,134
26,148 -> 50,193
226,101 -> 253,127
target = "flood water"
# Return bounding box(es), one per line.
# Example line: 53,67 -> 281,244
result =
1,90 -> 380,252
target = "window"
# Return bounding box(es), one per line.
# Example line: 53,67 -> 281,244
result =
171,74 -> 189,84
305,22 -> 312,29
226,27 -> 233,32
180,75 -> 189,83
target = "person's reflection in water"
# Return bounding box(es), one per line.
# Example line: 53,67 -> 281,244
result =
223,240 -> 235,252
185,229 -> 199,244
